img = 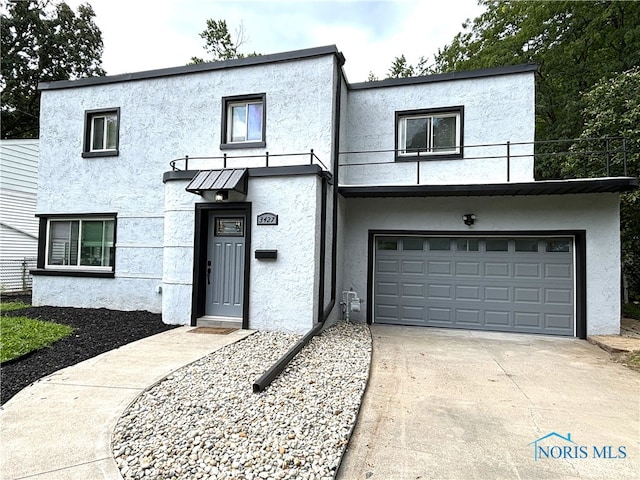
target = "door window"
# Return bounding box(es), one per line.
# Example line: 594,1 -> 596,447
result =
215,218 -> 244,236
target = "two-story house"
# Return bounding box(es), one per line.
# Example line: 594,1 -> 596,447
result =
33,45 -> 637,337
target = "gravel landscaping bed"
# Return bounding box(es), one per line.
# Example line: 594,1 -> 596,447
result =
113,320 -> 372,480
0,304 -> 178,405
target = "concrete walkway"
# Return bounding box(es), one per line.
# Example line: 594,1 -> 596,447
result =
337,325 -> 640,480
0,327 -> 254,480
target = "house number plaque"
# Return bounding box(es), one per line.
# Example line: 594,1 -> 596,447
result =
257,212 -> 278,225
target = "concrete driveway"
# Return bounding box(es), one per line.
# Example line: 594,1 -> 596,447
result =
337,325 -> 640,480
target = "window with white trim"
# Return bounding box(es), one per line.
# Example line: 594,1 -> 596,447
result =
46,218 -> 115,269
83,108 -> 120,157
221,94 -> 266,149
396,107 -> 462,159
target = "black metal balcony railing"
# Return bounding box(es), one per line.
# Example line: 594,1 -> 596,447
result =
339,137 -> 633,184
169,149 -> 328,172
168,137 -> 635,184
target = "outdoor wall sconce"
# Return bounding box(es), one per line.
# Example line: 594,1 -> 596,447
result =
215,190 -> 228,202
462,213 -> 476,226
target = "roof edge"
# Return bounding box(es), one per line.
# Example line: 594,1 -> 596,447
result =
349,63 -> 538,90
39,45 -> 342,91
338,177 -> 638,198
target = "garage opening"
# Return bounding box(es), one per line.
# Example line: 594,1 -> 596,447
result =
373,235 -> 576,336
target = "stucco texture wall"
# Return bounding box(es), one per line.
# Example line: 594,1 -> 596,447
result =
341,72 -> 535,186
35,54 -> 337,315
341,193 -> 621,335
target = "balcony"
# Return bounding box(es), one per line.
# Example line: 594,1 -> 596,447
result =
338,137 -> 635,187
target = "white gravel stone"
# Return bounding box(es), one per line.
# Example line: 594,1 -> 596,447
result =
113,320 -> 371,479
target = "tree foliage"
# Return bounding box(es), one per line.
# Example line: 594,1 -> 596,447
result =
568,69 -> 640,300
387,54 -> 431,79
432,1 -> 640,164
1,0 -> 105,138
190,19 -> 258,64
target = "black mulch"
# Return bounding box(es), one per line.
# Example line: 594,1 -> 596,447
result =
1,300 -> 179,405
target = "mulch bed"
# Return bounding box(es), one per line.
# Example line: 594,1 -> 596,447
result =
1,300 -> 178,405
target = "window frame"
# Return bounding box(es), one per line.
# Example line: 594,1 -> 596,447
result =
395,106 -> 463,161
220,93 -> 266,149
33,213 -> 117,278
82,108 -> 120,158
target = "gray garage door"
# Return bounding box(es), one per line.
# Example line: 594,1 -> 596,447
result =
374,236 -> 575,336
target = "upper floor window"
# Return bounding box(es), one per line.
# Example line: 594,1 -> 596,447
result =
221,94 -> 266,149
396,106 -> 463,160
83,108 -> 120,158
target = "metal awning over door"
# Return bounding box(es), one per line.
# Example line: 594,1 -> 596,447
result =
374,236 -> 575,336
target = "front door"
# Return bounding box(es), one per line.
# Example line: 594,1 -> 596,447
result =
205,212 -> 245,318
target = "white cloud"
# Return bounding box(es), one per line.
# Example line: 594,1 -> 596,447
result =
64,0 -> 484,81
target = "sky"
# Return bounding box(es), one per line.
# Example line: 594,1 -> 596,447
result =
64,0 -> 486,83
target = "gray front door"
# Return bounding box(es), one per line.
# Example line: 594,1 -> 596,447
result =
206,212 -> 245,318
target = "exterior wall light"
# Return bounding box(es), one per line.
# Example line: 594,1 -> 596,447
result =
215,190 -> 228,202
462,213 -> 476,226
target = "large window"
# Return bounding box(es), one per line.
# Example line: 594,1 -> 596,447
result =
221,94 -> 266,149
36,216 -> 116,274
83,108 -> 120,157
396,107 -> 462,159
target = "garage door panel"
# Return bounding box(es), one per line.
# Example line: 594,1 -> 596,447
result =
375,236 -> 574,336
401,283 -> 424,298
455,285 -> 481,300
375,281 -> 398,297
402,260 -> 425,274
456,262 -> 481,276
485,310 -> 511,327
514,263 -> 541,278
485,286 -> 510,302
514,312 -> 542,328
545,313 -> 573,330
428,307 -> 452,322
545,263 -> 572,279
455,309 -> 481,325
514,287 -> 541,304
545,288 -> 572,305
428,261 -> 452,275
428,284 -> 452,300
485,262 -> 510,277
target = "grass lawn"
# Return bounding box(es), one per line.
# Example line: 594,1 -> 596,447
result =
0,302 -> 74,363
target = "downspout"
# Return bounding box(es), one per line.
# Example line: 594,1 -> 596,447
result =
253,54 -> 345,393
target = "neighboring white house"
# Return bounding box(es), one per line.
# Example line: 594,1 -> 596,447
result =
33,45 -> 637,336
0,139 -> 39,293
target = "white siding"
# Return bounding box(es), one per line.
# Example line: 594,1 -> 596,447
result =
0,139 -> 39,261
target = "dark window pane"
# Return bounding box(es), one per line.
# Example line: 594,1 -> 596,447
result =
432,116 -> 457,151
92,117 -> 105,150
456,238 -> 479,252
106,115 -> 117,149
486,239 -> 508,251
405,117 -> 429,151
515,239 -> 539,252
402,238 -> 423,251
429,238 -> 450,251
545,239 -> 571,253
377,239 -> 398,251
81,221 -> 105,266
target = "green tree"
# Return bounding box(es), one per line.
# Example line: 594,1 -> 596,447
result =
190,19 -> 258,64
565,69 -> 640,300
387,54 -> 431,79
1,0 -> 105,138
430,0 -> 640,178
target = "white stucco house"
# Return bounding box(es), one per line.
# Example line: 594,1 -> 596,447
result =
33,45 -> 637,337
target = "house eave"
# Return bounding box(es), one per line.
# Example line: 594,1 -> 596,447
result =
338,177 -> 638,198
39,45 -> 344,91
